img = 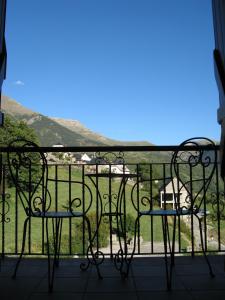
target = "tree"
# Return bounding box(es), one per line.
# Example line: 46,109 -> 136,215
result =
0,115 -> 41,190
47,212 -> 110,256
0,115 -> 39,146
114,213 -> 136,242
137,164 -> 161,200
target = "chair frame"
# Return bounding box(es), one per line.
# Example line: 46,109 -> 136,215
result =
7,139 -> 101,292
127,137 -> 217,290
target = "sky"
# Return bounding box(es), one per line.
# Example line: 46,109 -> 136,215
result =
2,0 -> 220,145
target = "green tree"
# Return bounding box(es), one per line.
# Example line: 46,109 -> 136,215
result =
0,115 -> 41,191
137,164 -> 161,201
84,211 -> 109,248
0,115 -> 39,146
114,213 -> 136,242
47,212 -> 110,256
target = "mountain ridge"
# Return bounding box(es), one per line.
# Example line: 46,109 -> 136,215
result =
1,95 -> 153,147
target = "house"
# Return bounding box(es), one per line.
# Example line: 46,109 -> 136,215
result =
81,153 -> 91,162
99,164 -> 131,175
72,153 -> 92,164
159,177 -> 189,210
51,144 -> 74,162
111,164 -> 130,174
52,143 -> 64,148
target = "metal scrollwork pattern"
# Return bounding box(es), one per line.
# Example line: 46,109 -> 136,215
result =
174,142 -> 214,170
131,180 -> 153,213
79,215 -> 104,278
94,151 -> 125,164
114,248 -> 124,271
178,150 -> 210,168
140,195 -> 152,210
10,148 -> 33,174
70,197 -> 82,211
176,194 -> 192,214
171,137 -> 217,213
7,139 -> 49,215
81,246 -> 105,270
114,248 -> 131,278
69,182 -> 93,216
102,193 -> 118,223
0,193 -> 11,224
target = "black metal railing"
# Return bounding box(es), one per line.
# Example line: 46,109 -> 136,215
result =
0,144 -> 224,258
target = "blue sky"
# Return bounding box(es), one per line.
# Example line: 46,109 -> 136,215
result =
2,0 -> 220,145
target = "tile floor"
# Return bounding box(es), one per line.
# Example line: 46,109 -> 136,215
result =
0,255 -> 225,300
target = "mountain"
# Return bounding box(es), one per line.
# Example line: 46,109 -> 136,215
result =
1,95 -> 153,148
51,117 -> 151,147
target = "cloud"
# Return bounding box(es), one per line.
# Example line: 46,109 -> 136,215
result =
13,80 -> 25,86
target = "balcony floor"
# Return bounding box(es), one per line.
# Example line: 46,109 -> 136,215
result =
0,255 -> 225,300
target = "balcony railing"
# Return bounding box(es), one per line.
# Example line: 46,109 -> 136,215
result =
0,144 -> 224,259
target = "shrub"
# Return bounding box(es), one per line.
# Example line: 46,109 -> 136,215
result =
46,212 -> 110,255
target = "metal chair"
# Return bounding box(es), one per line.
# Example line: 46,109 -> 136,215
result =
128,137 -> 217,290
7,139 -> 101,292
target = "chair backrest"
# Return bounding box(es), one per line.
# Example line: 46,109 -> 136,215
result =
7,139 -> 49,216
170,137 -> 217,213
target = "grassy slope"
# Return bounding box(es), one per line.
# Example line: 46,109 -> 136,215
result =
1,165 -> 199,254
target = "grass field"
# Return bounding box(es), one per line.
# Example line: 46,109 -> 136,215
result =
0,164 -> 223,256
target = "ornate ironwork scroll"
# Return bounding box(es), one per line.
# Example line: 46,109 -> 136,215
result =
94,151 -> 125,165
0,192 -> 10,224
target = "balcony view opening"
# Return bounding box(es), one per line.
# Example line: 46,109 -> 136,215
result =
1,1 -> 225,299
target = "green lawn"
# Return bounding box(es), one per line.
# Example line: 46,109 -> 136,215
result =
0,165 -> 220,255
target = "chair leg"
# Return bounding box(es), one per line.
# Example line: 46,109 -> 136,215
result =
46,218 -> 63,292
161,216 -> 174,290
121,214 -> 140,278
171,216 -> 177,267
57,219 -> 63,265
196,215 -> 214,277
81,215 -> 103,279
12,217 -> 30,279
45,218 -> 53,292
0,252 -> 4,271
52,218 -> 63,267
